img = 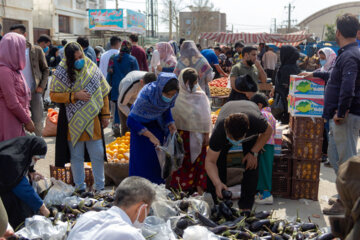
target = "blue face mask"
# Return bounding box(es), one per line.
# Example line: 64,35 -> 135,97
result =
161,94 -> 174,103
74,59 -> 85,70
43,46 -> 49,53
226,135 -> 243,146
320,59 -> 326,67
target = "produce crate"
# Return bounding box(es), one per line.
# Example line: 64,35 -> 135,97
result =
50,165 -> 94,187
272,173 -> 291,198
291,179 -> 320,201
292,137 -> 323,160
273,156 -> 292,174
290,116 -> 324,139
292,158 -> 320,181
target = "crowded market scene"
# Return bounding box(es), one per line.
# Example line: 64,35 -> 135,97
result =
0,0 -> 360,239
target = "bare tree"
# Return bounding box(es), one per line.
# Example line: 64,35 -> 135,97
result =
160,0 -> 184,40
188,0 -> 215,42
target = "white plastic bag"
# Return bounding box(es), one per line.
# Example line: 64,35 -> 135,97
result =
16,215 -> 68,240
141,216 -> 177,240
183,226 -> 219,240
44,178 -> 75,206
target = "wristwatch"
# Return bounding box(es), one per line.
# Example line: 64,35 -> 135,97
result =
249,151 -> 258,157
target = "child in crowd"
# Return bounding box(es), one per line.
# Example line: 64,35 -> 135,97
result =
251,93 -> 276,204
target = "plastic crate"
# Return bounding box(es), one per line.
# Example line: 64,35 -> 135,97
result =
273,156 -> 292,174
272,173 -> 291,198
290,116 -> 324,139
292,137 -> 323,160
292,158 -> 320,181
50,165 -> 94,187
291,179 -> 320,201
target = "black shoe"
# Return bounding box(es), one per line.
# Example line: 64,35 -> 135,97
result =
321,155 -> 328,163
324,160 -> 332,168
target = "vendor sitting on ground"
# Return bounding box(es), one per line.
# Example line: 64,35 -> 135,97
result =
68,176 -> 155,240
0,136 -> 50,228
205,100 -> 273,210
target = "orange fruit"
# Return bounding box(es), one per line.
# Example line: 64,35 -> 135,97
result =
118,148 -> 126,154
117,153 -> 124,159
125,132 -> 130,137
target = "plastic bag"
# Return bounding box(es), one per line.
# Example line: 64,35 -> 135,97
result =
151,199 -> 178,221
16,215 -> 68,240
156,133 -> 185,179
183,226 -> 219,240
141,216 -> 177,240
44,178 -> 75,206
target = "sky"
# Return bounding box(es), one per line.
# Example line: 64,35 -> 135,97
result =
106,0 -> 353,33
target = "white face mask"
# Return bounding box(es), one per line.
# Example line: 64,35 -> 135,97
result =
133,203 -> 148,229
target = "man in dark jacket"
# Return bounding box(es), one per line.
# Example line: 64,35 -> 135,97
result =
77,36 -> 97,63
306,13 -> 360,215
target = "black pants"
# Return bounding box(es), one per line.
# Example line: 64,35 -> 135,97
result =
207,144 -> 259,209
265,69 -> 275,84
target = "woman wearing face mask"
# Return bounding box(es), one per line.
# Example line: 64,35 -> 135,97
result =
174,41 -> 213,97
0,136 -> 49,228
127,72 -> 179,184
317,48 -> 337,72
50,42 -> 111,193
170,68 -> 211,194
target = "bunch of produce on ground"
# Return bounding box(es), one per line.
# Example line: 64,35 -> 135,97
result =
105,132 -> 130,164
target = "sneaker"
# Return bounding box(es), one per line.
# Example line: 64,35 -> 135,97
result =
255,195 -> 273,205
321,155 -> 328,163
112,125 -> 120,137
324,160 -> 332,168
255,192 -> 261,201
323,201 -> 345,215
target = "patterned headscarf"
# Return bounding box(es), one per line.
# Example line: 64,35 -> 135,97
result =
50,42 -> 110,146
129,72 -> 178,122
156,42 -> 177,67
318,47 -> 337,72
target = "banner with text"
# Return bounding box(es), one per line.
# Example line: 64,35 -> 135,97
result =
89,9 -> 124,31
126,9 -> 146,34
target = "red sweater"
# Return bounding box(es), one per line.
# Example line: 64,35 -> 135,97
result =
131,45 -> 149,71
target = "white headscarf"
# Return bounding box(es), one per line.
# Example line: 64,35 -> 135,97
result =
318,47 -> 337,72
172,68 -> 212,163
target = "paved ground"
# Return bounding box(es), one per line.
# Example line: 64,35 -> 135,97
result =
35,124 -> 357,228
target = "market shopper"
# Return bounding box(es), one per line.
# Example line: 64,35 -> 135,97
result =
10,24 -> 50,137
233,41 -> 244,64
317,47 -> 337,72
77,36 -> 97,63
130,34 -> 149,71
205,100 -> 273,210
262,47 -> 277,84
0,32 -> 35,141
270,45 -> 300,124
229,46 -> 266,101
201,47 -> 228,79
117,71 -> 157,136
68,176 -> 155,240
171,68 -> 212,194
99,36 -> 121,78
155,42 -> 177,73
250,93 -> 276,205
127,72 -> 179,184
50,42 -> 111,192
0,136 -> 50,228
59,39 -> 67,59
37,35 -> 52,55
46,47 -> 61,68
108,41 -> 139,137
174,40 -> 213,96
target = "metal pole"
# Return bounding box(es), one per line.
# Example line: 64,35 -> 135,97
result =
151,0 -> 154,37
169,0 -> 172,40
287,3 -> 291,33
116,0 -> 118,10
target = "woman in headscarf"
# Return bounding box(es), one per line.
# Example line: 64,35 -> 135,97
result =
270,45 -> 300,124
169,40 -> 180,58
46,47 -> 61,68
127,72 -> 179,184
50,42 -> 111,192
0,32 -> 35,141
107,40 -> 139,137
171,68 -> 211,194
0,136 -> 49,228
155,42 -> 177,74
174,40 -> 213,96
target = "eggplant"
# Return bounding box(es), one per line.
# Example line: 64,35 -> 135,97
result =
245,216 -> 259,224
316,233 -> 335,240
221,190 -> 233,200
250,219 -> 271,232
211,205 -> 221,221
281,233 -> 291,240
209,225 -> 229,234
239,210 -> 251,217
300,222 -> 317,231
230,207 -> 239,218
271,221 -> 280,233
195,211 -> 218,228
255,211 -> 271,219
179,201 -> 190,212
295,232 -> 305,240
71,203 -> 79,210
224,199 -> 233,208
48,207 -> 58,217
84,200 -> 94,208
259,236 -> 272,240
228,230 -> 251,239
179,191 -> 187,199
222,216 -> 245,228
173,227 -> 184,237
55,212 -> 64,222
176,218 -> 189,230
219,202 -> 234,221
277,220 -> 286,233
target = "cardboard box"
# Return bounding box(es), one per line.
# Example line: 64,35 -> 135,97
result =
289,96 -> 324,117
289,75 -> 325,96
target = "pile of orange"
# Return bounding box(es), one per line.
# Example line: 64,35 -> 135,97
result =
106,132 -> 131,164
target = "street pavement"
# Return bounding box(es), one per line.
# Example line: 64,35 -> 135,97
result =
35,125 -> 358,228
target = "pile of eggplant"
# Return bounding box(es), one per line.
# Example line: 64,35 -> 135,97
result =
171,190 -> 335,240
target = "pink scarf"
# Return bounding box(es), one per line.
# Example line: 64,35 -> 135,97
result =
156,42 -> 177,67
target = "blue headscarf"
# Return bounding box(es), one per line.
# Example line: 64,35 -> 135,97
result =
129,72 -> 179,123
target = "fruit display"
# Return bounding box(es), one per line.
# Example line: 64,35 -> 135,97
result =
293,160 -> 320,181
290,116 -> 324,139
105,132 -> 131,164
209,77 -> 228,88
209,86 -> 231,97
292,138 -> 322,160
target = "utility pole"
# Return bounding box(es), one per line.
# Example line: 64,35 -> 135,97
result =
151,0 -> 154,37
169,0 -> 173,40
115,0 -> 118,10
285,3 -> 295,33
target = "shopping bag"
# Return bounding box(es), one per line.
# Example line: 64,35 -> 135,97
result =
271,92 -> 285,120
42,108 -> 58,137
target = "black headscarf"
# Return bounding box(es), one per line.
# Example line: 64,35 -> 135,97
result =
0,136 -> 47,193
280,45 -> 299,65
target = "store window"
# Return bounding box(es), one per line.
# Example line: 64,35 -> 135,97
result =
59,15 -> 71,33
185,19 -> 191,25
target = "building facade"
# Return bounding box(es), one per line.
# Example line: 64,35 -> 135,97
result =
298,2 -> 360,40
0,0 -> 34,42
179,10 -> 226,42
